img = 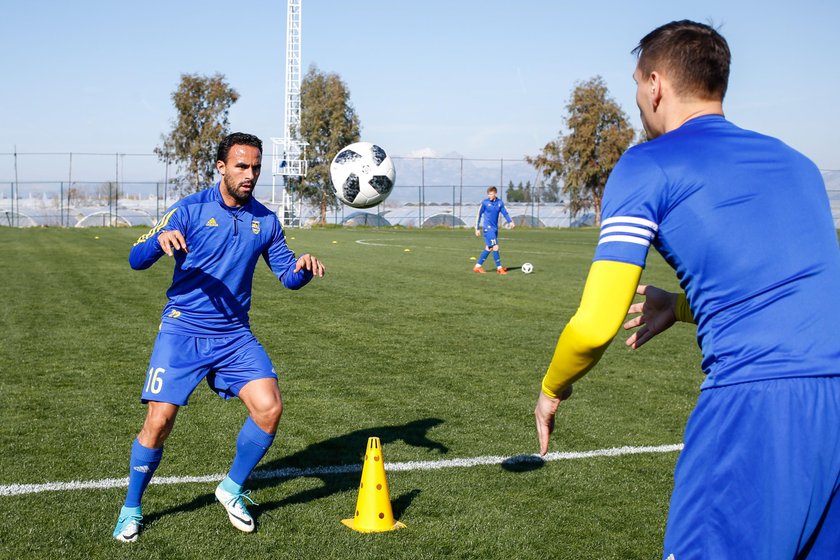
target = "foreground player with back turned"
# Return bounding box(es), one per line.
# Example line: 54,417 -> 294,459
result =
473,186 -> 514,274
113,132 -> 325,542
534,21 -> 840,559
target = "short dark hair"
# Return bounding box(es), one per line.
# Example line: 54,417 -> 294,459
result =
632,20 -> 730,101
216,132 -> 263,163
487,186 -> 497,193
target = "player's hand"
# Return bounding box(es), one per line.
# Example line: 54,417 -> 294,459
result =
158,230 -> 188,256
535,385 -> 573,456
623,284 -> 678,349
294,253 -> 325,278
474,229 -> 481,237
509,222 -> 516,229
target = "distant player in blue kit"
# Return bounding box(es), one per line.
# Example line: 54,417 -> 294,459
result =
473,186 -> 514,274
112,132 -> 325,542
533,21 -> 840,559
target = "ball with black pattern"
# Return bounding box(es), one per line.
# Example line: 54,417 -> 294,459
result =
329,142 -> 396,209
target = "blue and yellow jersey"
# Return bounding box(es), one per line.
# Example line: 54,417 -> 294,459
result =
596,115 -> 840,388
543,115 -> 840,396
475,197 -> 512,231
130,183 -> 312,336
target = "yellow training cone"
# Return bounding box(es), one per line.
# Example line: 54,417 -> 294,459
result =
342,437 -> 406,533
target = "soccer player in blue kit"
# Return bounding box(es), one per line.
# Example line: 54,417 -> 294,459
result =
473,186 -> 514,274
112,132 -> 325,542
533,21 -> 840,559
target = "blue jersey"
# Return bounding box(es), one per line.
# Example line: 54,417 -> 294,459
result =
130,184 -> 312,336
475,197 -> 512,232
595,115 -> 840,388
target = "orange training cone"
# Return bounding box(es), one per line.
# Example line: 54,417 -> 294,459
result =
341,437 -> 406,533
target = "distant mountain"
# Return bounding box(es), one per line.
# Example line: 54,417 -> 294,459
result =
388,154 -> 538,204
383,163 -> 840,205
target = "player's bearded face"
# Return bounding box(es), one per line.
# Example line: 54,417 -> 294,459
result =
220,145 -> 262,205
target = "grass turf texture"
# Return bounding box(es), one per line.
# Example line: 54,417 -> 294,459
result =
0,226 -> 703,559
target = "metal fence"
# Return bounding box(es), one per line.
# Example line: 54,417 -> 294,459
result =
0,181 -> 583,229
2,151 -> 839,229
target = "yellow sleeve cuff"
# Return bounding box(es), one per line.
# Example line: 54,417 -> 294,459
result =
675,292 -> 694,323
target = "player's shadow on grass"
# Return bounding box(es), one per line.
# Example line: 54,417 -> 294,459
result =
253,418 -> 447,515
144,418 -> 446,527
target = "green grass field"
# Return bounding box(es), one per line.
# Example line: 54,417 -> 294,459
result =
0,226 -> 703,559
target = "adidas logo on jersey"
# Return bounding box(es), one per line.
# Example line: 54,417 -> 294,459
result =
206,217 -> 219,227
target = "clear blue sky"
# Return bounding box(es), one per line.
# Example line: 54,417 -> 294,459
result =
3,0 -> 839,182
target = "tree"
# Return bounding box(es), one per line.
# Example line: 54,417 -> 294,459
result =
540,176 -> 562,203
155,73 -> 239,194
506,180 -> 525,202
299,65 -> 361,224
506,180 -> 533,203
526,76 -> 633,226
507,178 -> 562,204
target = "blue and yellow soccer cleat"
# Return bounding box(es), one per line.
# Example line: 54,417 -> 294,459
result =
113,506 -> 143,542
215,483 -> 257,533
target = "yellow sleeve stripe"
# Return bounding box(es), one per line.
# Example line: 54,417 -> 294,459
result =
133,208 -> 177,246
675,292 -> 695,323
541,260 -> 642,398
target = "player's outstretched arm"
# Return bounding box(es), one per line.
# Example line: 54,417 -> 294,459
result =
536,260 -> 642,455
623,285 -> 693,349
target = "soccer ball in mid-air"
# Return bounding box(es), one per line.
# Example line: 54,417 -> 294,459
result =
329,142 -> 396,209
521,262 -> 534,274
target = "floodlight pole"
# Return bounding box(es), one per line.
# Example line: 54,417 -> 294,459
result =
272,0 -> 308,227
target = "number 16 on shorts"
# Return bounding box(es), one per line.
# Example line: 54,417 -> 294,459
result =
145,367 -> 165,395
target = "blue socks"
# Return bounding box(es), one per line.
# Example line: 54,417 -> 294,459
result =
124,439 -> 163,508
228,416 -> 276,486
122,417 -> 273,509
493,251 -> 502,268
477,249 -> 490,265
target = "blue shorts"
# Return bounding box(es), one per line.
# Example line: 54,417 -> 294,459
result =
663,376 -> 840,559
140,332 -> 277,406
482,228 -> 499,248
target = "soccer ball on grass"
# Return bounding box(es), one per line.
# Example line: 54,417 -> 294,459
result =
329,142 -> 396,209
521,262 -> 534,274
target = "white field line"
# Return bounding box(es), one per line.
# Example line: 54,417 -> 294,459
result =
0,443 -> 682,498
354,238 -> 554,256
